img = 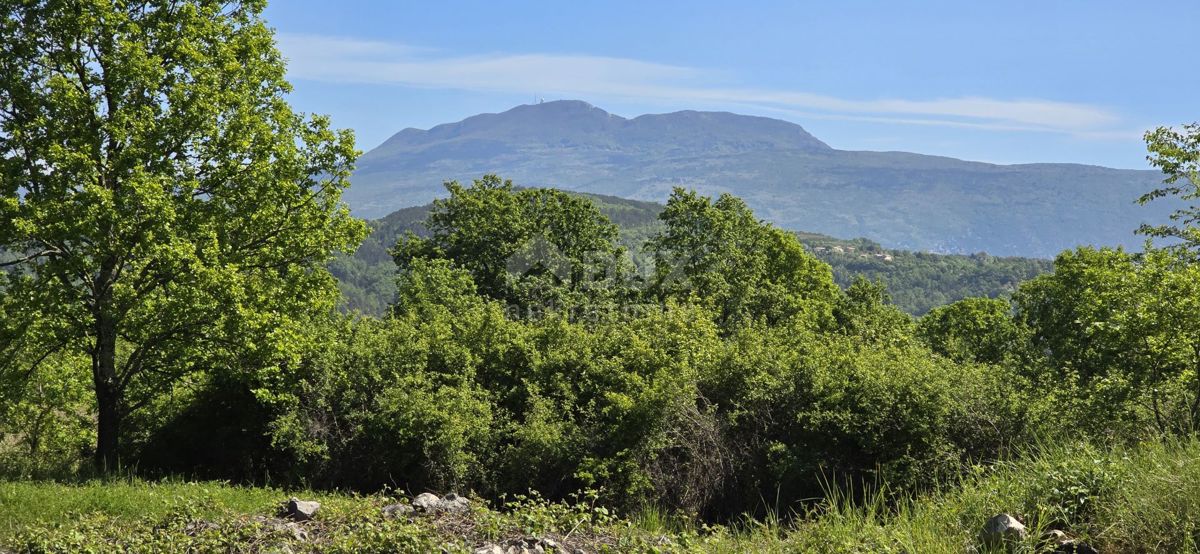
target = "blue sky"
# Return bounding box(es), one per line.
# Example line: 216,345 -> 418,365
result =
264,1 -> 1197,169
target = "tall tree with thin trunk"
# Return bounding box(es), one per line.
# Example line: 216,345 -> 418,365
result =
0,0 -> 365,470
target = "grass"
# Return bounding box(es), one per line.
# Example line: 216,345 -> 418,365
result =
0,479 -> 354,541
5,439 -> 1200,552
779,438 -> 1200,552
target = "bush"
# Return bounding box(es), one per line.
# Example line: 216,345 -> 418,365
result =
0,352 -> 93,479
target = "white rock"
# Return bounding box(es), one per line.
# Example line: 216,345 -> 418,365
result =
282,497 -> 320,522
412,492 -> 442,512
980,513 -> 1027,549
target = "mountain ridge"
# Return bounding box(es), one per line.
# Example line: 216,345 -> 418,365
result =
345,100 -> 1174,257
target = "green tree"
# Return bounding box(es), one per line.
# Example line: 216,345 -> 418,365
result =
1140,123 -> 1200,254
647,188 -> 838,329
0,1 -> 365,469
832,277 -> 914,347
917,297 -> 1025,365
1014,247 -> 1138,383
1016,247 -> 1200,434
1125,248 -> 1200,433
394,175 -> 627,314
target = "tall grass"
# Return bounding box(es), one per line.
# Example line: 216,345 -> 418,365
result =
774,438 -> 1200,552
4,439 -> 1200,552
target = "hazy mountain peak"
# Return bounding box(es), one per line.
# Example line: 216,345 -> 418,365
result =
365,100 -> 830,163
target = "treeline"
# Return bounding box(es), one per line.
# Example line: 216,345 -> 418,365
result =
331,194 -> 1052,317
7,172 -> 1200,521
801,236 -> 1054,314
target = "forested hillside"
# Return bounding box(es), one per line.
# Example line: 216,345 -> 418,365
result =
332,193 -> 1052,315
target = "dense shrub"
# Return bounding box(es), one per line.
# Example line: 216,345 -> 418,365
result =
207,298 -> 1037,518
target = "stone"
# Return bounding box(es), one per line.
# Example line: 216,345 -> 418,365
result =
1038,529 -> 1099,553
440,492 -> 471,513
411,491 -> 470,514
281,497 -> 320,522
251,515 -> 309,541
1043,530 -> 1069,543
412,492 -> 442,512
285,521 -> 309,542
473,545 -> 505,554
382,502 -> 415,517
495,537 -> 553,554
980,513 -> 1027,549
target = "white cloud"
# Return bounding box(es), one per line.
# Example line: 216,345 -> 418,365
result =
275,33 -> 1127,137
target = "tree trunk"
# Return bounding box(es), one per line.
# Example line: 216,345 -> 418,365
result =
92,308 -> 121,472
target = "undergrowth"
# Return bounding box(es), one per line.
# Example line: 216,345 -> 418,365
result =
4,438 -> 1200,552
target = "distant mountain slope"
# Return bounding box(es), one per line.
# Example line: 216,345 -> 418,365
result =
344,100 -> 1175,258
331,193 -> 1052,316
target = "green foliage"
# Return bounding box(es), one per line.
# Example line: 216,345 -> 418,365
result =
1140,122 -> 1200,254
1,169 -> 1065,520
0,352 -> 92,478
3,1 -> 1200,550
917,297 -> 1027,365
832,277 -> 914,346
335,197 -> 1053,318
0,0 -> 365,468
648,188 -> 839,330
0,481 -> 448,553
10,439 -> 1200,552
804,236 -> 1054,315
1025,452 -> 1126,528
10,171 -> 1197,535
4,115 -> 1200,551
775,439 -> 1200,553
393,175 -> 628,316
249,286 -> 1030,518
1015,246 -> 1200,436
265,308 -> 505,491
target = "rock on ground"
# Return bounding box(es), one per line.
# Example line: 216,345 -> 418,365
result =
411,492 -> 471,514
474,537 -> 567,554
980,513 -> 1027,549
382,501 -> 415,518
281,497 -> 320,522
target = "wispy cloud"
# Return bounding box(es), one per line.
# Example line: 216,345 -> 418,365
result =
276,33 -> 1128,137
